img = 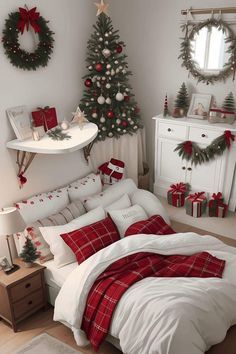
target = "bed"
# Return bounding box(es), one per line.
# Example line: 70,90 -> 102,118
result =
13,175 -> 236,354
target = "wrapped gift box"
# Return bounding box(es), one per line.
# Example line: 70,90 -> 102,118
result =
216,203 -> 228,218
167,182 -> 189,207
185,192 -> 207,218
209,192 -> 224,217
32,107 -> 58,131
98,158 -> 125,185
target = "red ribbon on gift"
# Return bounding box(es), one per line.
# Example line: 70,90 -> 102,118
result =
17,7 -> 41,34
212,192 -> 223,201
37,106 -> 50,131
188,192 -> 205,202
170,182 -> 187,193
224,130 -> 235,149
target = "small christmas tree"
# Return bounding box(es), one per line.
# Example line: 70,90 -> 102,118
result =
174,82 -> 189,112
163,94 -> 169,117
20,237 -> 39,263
222,92 -> 235,112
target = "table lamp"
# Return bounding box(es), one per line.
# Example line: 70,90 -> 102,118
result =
0,207 -> 26,274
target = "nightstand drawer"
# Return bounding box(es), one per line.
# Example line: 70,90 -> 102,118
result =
189,127 -> 219,144
159,122 -> 187,140
9,273 -> 41,303
13,289 -> 44,320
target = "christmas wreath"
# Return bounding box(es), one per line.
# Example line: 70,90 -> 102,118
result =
175,130 -> 235,166
2,6 -> 54,71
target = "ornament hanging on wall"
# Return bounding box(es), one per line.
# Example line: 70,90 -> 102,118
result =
2,6 -> 54,70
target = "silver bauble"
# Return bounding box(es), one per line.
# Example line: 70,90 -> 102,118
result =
106,97 -> 111,104
116,92 -> 124,102
97,95 -> 105,105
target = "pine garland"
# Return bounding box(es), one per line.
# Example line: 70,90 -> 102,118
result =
174,130 -> 235,166
47,127 -> 71,141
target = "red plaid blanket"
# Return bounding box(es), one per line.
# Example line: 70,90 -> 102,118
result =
82,251 -> 225,351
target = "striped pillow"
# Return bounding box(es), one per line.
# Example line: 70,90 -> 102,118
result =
17,200 -> 86,263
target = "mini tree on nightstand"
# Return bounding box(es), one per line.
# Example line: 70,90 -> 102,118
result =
20,237 -> 39,267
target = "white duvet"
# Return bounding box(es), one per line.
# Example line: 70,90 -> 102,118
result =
54,233 -> 236,354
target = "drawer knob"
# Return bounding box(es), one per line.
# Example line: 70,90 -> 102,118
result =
25,283 -> 31,289
187,167 -> 192,171
167,128 -> 171,132
28,300 -> 33,305
182,166 -> 186,170
201,134 -> 206,138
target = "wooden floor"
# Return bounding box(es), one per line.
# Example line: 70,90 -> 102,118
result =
1,222 -> 236,354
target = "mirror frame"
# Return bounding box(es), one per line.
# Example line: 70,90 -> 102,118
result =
179,18 -> 236,84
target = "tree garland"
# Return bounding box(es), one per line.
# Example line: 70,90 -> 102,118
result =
2,7 -> 54,71
179,18 -> 236,85
174,130 -> 235,166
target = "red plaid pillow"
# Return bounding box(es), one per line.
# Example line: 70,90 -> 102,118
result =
125,215 -> 175,237
61,217 -> 120,263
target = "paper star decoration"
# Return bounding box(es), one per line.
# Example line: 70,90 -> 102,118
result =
95,0 -> 109,16
71,106 -> 88,130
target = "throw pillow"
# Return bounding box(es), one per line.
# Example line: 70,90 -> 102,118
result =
125,215 -> 176,237
68,173 -> 102,202
105,194 -> 131,213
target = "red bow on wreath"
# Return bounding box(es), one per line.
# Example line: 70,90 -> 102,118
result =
17,7 -> 41,34
224,130 -> 235,149
183,141 -> 193,155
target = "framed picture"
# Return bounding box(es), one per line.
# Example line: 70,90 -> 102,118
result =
6,106 -> 32,140
187,94 -> 212,119
0,256 -> 12,272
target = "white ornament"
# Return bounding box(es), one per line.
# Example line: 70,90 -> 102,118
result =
92,76 -> 97,82
60,120 -> 70,130
99,37 -> 103,42
119,66 -> 123,70
96,76 -> 101,81
106,97 -> 111,104
111,124 -> 115,128
91,98 -> 95,101
106,70 -> 111,75
106,64 -> 111,69
114,60 -> 118,64
97,82 -> 101,87
95,49 -> 98,53
92,113 -> 98,118
89,65 -> 93,70
116,118 -> 121,125
102,127 -> 107,131
116,68 -> 120,74
130,121 -> 134,125
105,32 -> 109,37
128,117 -> 131,121
122,69 -> 127,74
96,32 -> 99,36
125,88 -> 130,92
134,125 -> 138,129
97,95 -> 105,105
100,116 -> 105,123
106,83 -> 111,89
102,76 -> 106,80
111,69 -> 115,76
108,132 -> 113,137
86,103 -> 89,106
123,129 -> 126,133
116,92 -> 124,101
122,113 -> 126,117
102,48 -> 111,58
117,128 -> 121,132
109,31 -> 112,35
105,41 -> 109,45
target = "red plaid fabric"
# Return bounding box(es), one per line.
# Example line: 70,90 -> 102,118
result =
125,215 -> 175,237
82,251 -> 225,351
61,217 -> 120,264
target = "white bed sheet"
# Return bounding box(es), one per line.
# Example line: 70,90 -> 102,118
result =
42,260 -> 78,288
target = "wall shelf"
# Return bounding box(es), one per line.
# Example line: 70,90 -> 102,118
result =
6,123 -> 98,186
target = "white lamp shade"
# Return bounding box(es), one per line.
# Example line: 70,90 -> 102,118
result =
0,207 -> 26,236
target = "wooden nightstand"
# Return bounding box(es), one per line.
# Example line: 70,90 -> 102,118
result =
0,259 -> 46,332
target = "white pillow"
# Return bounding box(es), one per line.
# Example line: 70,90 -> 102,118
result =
131,189 -> 170,225
109,204 -> 147,238
105,194 -> 131,213
39,207 -> 106,268
68,173 -> 102,202
84,178 -> 137,211
15,187 -> 69,225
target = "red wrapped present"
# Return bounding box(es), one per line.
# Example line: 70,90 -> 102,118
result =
185,192 -> 207,218
32,106 -> 58,131
98,158 -> 125,185
167,182 -> 189,207
209,192 -> 224,217
216,203 -> 228,218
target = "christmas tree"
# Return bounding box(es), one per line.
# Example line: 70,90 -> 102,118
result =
20,237 -> 39,263
174,82 -> 189,112
222,92 -> 235,112
80,1 -> 142,142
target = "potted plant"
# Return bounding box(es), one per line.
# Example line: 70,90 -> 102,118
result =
19,236 -> 39,267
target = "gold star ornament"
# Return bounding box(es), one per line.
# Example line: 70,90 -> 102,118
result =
71,106 -> 88,130
95,0 -> 109,16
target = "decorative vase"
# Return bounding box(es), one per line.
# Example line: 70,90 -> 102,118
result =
24,262 -> 33,268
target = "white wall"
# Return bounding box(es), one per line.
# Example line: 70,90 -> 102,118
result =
0,0 -> 96,259
109,0 -> 236,186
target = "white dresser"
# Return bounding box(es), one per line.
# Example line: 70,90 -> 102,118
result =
153,115 -> 236,211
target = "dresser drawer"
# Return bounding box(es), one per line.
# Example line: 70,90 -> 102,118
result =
189,127 -> 220,144
159,122 -> 187,140
13,289 -> 44,320
9,273 -> 42,303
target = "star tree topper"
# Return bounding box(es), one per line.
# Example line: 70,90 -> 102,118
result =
95,0 -> 109,16
71,106 -> 88,130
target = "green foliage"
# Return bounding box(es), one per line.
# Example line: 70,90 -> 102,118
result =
80,13 -> 142,141
174,83 -> 189,111
222,92 -> 235,112
2,11 -> 54,70
20,237 -> 39,263
47,127 -> 71,141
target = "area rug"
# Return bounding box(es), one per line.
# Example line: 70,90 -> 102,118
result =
13,333 -> 83,354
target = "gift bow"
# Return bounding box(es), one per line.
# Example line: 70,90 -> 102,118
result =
224,130 -> 235,149
212,192 -> 223,201
170,182 -> 187,193
17,7 -> 41,34
189,192 -> 205,201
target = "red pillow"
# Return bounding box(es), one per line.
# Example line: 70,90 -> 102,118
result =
60,216 -> 120,263
125,215 -> 175,237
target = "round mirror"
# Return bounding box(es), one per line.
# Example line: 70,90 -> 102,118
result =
180,19 -> 236,84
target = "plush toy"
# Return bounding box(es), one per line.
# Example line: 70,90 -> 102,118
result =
98,158 -> 125,185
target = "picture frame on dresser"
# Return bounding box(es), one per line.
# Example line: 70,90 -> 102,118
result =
187,94 -> 212,120
6,106 -> 32,141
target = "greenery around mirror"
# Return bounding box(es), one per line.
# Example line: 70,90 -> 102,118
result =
179,18 -> 236,84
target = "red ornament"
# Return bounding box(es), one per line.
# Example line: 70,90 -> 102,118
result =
124,95 -> 130,102
84,78 -> 92,87
95,63 -> 103,72
122,121 -> 128,127
107,110 -> 115,119
116,45 -> 123,53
